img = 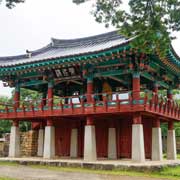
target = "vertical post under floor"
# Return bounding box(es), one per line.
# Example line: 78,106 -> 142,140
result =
151,118 -> 163,161
37,128 -> 44,157
132,113 -> 145,162
108,128 -> 117,159
167,122 -> 177,160
70,128 -> 78,158
152,128 -> 163,161
84,116 -> 97,161
43,120 -> 55,159
9,122 -> 20,157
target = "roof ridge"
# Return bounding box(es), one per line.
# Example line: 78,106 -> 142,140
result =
51,31 -> 123,48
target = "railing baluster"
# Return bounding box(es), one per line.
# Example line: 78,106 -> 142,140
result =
22,103 -> 25,113
116,93 -> 120,111
92,95 -> 96,113
103,94 -> 108,112
31,102 -> 34,114
40,100 -> 44,111
144,92 -> 148,110
70,97 -> 73,113
5,105 -> 8,114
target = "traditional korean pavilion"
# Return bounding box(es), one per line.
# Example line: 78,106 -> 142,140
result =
0,31 -> 179,162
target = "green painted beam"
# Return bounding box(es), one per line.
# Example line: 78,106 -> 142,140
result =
19,72 -> 42,79
141,72 -> 155,81
94,69 -> 131,77
158,81 -> 169,89
141,72 -> 170,89
20,80 -> 48,87
149,62 -> 160,71
108,75 -> 129,86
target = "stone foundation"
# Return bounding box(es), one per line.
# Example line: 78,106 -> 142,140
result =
20,130 -> 38,156
0,134 -> 10,157
0,142 -> 4,156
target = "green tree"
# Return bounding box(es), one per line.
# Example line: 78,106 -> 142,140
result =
0,88 -> 42,135
0,0 -> 24,8
0,96 -> 12,137
74,0 -> 180,56
12,88 -> 43,132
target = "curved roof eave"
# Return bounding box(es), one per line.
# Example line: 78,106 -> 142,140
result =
0,30 -> 179,75
0,31 -> 131,67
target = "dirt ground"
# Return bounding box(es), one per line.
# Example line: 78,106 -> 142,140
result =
0,165 -> 169,180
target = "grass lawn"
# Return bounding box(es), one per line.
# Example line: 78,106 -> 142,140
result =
28,164 -> 180,180
0,178 -> 17,180
177,154 -> 180,159
0,161 -> 180,180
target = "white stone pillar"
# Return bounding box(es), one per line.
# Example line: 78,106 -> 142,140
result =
43,126 -> 55,158
84,125 -> 97,161
9,126 -> 20,157
108,128 -> 117,159
167,130 -> 177,160
37,129 -> 44,156
132,124 -> 145,162
152,128 -> 163,161
70,128 -> 78,158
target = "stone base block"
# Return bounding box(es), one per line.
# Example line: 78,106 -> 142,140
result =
84,125 -> 97,161
167,130 -> 177,160
9,126 -> 20,157
37,129 -> 44,156
108,128 -> 117,159
132,124 -> 145,162
70,129 -> 78,158
152,128 -> 163,161
43,126 -> 55,159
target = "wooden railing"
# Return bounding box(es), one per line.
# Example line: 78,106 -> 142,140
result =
0,91 -> 179,120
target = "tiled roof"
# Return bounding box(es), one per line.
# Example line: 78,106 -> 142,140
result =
0,31 -> 129,67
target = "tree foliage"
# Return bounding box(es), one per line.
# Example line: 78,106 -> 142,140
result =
0,88 -> 42,136
74,0 -> 180,56
2,0 -> 180,55
0,0 -> 24,8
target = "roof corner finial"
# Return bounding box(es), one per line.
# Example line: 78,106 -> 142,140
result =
51,38 -> 55,47
26,49 -> 32,58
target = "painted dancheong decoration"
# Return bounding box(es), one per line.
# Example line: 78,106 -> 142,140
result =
0,31 -> 179,162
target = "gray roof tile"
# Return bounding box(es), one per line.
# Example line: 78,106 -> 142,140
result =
0,31 -> 129,67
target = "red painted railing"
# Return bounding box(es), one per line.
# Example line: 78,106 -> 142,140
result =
0,91 -> 179,120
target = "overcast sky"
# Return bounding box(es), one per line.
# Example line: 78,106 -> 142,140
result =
0,0 -> 179,97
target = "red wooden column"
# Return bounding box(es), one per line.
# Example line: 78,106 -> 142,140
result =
86,77 -> 93,103
153,82 -> 159,111
47,81 -> 54,109
13,82 -> 20,153
12,120 -> 19,127
167,89 -> 173,114
86,77 -> 94,125
153,82 -> 158,101
167,121 -> 177,160
132,72 -> 140,101
132,72 -> 145,162
14,84 -> 20,109
42,91 -> 47,106
84,77 -> 97,161
153,83 -> 158,94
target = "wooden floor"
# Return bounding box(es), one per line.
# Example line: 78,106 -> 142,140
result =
0,97 -> 179,121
